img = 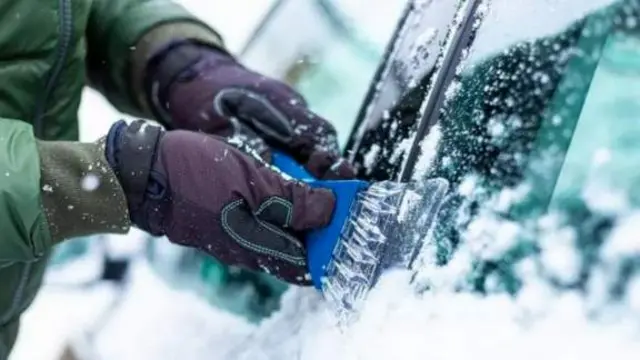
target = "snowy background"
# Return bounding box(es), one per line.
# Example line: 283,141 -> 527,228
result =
11,1 -> 640,359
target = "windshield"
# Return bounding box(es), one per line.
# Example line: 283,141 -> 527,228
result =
417,0 -> 640,298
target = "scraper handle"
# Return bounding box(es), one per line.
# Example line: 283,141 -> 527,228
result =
271,151 -> 369,289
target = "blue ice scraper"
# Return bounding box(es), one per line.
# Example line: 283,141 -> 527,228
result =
271,151 -> 450,323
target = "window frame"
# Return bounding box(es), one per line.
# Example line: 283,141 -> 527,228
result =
342,0 -> 486,182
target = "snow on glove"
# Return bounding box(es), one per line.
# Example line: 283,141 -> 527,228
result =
105,119 -> 336,285
144,41 -> 356,180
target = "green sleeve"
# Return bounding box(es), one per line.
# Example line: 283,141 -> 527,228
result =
0,119 -> 52,261
0,118 -> 132,261
37,137 -> 132,244
86,0 -> 224,117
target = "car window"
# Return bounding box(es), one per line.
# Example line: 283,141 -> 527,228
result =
240,0 -> 406,148
416,0 -> 640,296
346,0 -> 469,181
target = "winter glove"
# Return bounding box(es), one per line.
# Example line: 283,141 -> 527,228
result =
105,119 -> 336,285
144,41 -> 356,180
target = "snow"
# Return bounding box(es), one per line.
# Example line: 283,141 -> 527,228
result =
410,124 -> 441,181
17,180 -> 640,360
468,0 -> 618,64
15,201 -> 640,360
362,143 -> 381,172
538,226 -> 582,284
601,212 -> 640,259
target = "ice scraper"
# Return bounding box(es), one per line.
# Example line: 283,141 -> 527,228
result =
271,151 -> 450,322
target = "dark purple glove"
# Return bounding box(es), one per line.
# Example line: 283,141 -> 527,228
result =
105,120 -> 336,285
144,41 -> 356,180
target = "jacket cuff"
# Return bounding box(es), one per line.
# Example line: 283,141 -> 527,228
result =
37,139 -> 131,244
132,22 -> 225,117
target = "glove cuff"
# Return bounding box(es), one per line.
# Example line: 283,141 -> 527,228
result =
38,138 -> 131,243
106,120 -> 165,233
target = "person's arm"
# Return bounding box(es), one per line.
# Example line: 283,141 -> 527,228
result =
0,119 -> 129,261
0,117 -> 335,284
86,0 -> 224,118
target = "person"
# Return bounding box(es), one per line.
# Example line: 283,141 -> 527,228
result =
0,0 -> 355,356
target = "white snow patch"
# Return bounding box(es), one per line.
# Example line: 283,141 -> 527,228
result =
389,135 -> 415,165
363,144 -> 381,172
81,173 -> 100,192
601,212 -> 640,260
411,124 -> 442,181
538,226 -> 582,284
583,182 -> 631,215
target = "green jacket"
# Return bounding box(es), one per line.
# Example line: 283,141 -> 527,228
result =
0,0 -> 223,356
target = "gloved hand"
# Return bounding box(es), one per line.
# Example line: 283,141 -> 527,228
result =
105,120 -> 336,285
144,41 -> 356,180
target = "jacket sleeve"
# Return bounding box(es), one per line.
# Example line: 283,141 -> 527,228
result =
86,0 -> 225,118
0,119 -> 51,261
0,119 -> 131,261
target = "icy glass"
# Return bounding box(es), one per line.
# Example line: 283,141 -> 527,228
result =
418,0 -> 640,297
349,0 -> 466,180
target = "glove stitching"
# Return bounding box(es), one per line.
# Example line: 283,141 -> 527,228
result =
255,196 -> 294,228
221,199 -> 306,266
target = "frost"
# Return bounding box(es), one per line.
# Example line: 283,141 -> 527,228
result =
443,80 -> 462,101
410,125 -> 441,181
465,214 -> 520,260
582,183 -> 630,215
458,175 -> 479,197
493,183 -> 531,212
601,212 -> 640,260
487,116 -> 506,139
362,144 -> 381,171
396,190 -> 422,224
538,226 -> 582,284
388,136 -> 414,165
